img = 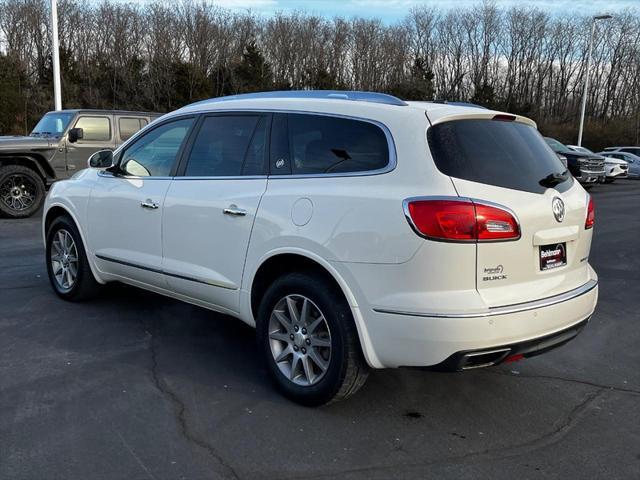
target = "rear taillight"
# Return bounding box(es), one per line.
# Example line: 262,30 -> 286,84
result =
585,196 -> 595,229
404,198 -> 520,242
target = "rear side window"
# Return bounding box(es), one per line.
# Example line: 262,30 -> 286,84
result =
286,114 -> 389,175
119,117 -> 146,141
184,115 -> 267,177
74,116 -> 111,141
428,119 -> 571,194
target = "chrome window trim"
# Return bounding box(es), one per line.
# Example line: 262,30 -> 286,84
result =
402,195 -> 522,243
373,279 -> 597,319
163,108 -> 398,179
174,175 -> 268,181
97,170 -> 173,180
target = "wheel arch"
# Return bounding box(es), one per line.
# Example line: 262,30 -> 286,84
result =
247,249 -> 382,368
43,202 -> 105,285
0,154 -> 55,182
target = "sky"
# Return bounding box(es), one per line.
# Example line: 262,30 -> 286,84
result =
204,0 -> 639,22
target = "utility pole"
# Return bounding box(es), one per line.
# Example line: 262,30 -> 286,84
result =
51,0 -> 62,111
577,13 -> 612,147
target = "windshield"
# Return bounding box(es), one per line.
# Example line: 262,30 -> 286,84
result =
544,137 -> 571,154
31,112 -> 75,137
428,119 -> 572,194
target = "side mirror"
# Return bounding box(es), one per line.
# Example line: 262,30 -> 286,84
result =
88,150 -> 114,169
68,127 -> 84,143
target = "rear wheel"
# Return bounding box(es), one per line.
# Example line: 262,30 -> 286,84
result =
46,215 -> 100,301
0,165 -> 45,218
257,272 -> 369,406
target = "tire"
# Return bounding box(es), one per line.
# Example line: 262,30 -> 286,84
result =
46,215 -> 100,301
257,271 -> 369,406
604,178 -> 615,183
0,164 -> 46,218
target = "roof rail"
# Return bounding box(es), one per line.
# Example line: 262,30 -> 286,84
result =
185,90 -> 408,108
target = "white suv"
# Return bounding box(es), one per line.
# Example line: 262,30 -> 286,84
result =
43,91 -> 598,405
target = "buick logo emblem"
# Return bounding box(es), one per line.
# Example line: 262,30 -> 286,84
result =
552,197 -> 565,223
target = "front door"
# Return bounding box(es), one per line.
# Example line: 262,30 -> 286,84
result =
66,115 -> 116,174
162,113 -> 270,314
87,116 -> 196,289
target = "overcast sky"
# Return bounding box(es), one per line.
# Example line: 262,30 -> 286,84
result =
203,0 -> 637,22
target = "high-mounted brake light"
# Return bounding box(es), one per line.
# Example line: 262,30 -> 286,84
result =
404,198 -> 520,242
492,114 -> 516,122
585,196 -> 595,229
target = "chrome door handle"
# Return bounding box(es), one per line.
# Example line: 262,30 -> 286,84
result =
140,200 -> 159,210
223,205 -> 247,216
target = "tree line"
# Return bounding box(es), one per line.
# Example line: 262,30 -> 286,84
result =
1,0 -> 639,150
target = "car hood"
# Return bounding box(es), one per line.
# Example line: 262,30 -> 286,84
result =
561,150 -> 603,160
0,135 -> 55,151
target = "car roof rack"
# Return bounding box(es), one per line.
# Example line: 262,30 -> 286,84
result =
429,100 -> 488,109
185,90 -> 408,107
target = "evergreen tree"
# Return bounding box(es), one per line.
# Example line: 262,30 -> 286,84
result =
232,42 -> 274,93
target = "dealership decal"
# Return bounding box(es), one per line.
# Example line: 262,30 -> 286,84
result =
483,264 -> 507,281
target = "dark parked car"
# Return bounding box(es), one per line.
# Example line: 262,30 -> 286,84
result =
0,109 -> 161,218
544,137 -> 605,185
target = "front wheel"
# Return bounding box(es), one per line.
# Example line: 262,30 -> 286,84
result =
46,215 -> 100,301
0,165 -> 45,218
257,272 -> 369,406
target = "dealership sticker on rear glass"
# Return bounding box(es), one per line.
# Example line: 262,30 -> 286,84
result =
539,243 -> 567,271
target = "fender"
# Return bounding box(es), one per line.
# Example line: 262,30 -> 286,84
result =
42,201 -> 107,285
0,153 -> 56,181
240,247 -> 384,368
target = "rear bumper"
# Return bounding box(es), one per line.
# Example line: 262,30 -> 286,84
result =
429,316 -> 589,371
363,279 -> 598,368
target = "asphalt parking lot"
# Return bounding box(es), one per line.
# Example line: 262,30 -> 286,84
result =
1,180 -> 639,480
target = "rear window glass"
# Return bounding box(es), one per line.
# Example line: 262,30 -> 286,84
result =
119,117 -> 144,141
287,114 -> 389,174
428,119 -> 572,194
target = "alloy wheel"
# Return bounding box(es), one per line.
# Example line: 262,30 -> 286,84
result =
268,294 -> 332,386
0,174 -> 36,212
50,229 -> 79,291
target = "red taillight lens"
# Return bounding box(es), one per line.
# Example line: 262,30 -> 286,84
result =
585,196 -> 595,229
407,200 -> 476,241
405,198 -> 520,242
475,203 -> 520,241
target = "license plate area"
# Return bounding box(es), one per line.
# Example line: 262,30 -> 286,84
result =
539,242 -> 567,271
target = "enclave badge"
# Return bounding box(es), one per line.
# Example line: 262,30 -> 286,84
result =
552,196 -> 565,223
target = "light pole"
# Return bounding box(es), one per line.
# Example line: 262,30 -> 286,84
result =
50,0 -> 62,111
577,13 -> 612,147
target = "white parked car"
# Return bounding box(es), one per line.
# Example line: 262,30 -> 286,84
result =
599,151 -> 640,179
43,91 -> 598,405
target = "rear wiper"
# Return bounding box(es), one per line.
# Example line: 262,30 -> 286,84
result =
539,170 -> 569,188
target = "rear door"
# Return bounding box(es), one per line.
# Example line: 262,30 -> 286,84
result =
161,112 -> 270,314
427,117 -> 593,307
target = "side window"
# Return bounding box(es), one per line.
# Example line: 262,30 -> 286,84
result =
120,117 -> 194,177
622,148 -> 640,156
184,115 -> 267,177
286,114 -> 389,175
119,117 -> 145,141
74,116 -> 111,141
